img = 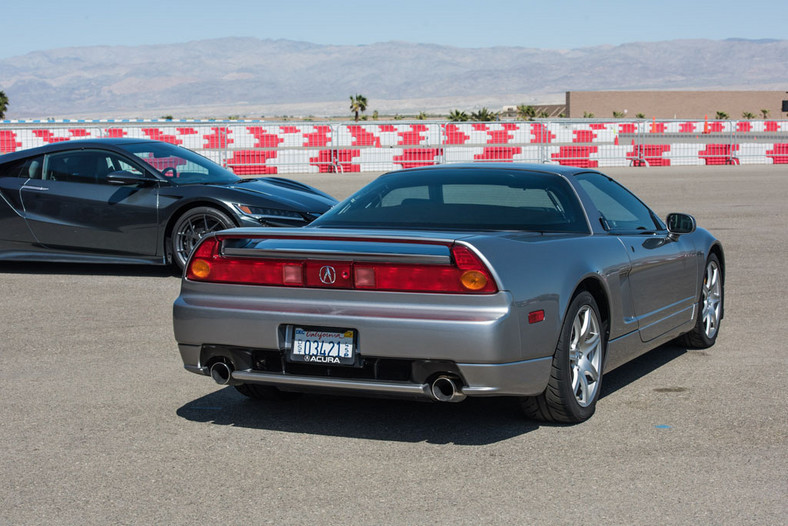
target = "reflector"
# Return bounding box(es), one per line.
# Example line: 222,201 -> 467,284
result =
528,310 -> 545,324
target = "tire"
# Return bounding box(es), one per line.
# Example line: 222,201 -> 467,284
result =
521,291 -> 606,423
677,253 -> 723,349
170,206 -> 235,270
235,384 -> 302,401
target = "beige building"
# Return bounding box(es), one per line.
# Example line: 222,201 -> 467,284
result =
566,91 -> 788,120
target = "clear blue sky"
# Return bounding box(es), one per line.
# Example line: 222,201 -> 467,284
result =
2,0 -> 786,59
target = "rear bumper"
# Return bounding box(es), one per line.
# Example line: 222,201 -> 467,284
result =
178,343 -> 552,398
174,280 -> 554,398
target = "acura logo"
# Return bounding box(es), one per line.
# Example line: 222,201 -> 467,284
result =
319,265 -> 337,284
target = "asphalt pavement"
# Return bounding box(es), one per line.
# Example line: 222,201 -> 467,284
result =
1,164 -> 785,525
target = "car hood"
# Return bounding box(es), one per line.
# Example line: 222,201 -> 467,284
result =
224,178 -> 337,212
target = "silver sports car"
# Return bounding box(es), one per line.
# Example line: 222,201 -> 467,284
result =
173,163 -> 724,423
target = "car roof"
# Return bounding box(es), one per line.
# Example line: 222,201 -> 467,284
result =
0,138 -> 174,163
388,162 -> 602,178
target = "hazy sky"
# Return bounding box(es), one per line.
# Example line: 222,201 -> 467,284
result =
2,0 -> 786,59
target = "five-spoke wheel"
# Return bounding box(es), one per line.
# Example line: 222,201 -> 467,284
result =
679,253 -> 724,349
521,291 -> 606,423
568,303 -> 603,408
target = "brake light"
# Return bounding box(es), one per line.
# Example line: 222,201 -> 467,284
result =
186,236 -> 497,294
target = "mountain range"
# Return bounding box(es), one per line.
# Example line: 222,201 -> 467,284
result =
1,37 -> 786,119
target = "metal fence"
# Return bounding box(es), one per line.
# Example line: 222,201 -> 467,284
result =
1,119 -> 787,173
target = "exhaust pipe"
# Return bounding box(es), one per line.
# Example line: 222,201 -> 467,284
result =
430,375 -> 466,403
210,361 -> 234,385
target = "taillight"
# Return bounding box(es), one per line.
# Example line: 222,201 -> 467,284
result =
186,236 -> 497,294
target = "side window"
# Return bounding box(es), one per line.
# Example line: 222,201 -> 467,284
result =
576,172 -> 660,232
0,156 -> 43,179
44,150 -> 133,184
114,156 -> 144,176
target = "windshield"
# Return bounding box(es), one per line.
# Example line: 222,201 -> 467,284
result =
313,168 -> 589,233
118,142 -> 240,185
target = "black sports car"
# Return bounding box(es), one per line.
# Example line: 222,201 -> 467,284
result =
0,139 -> 337,269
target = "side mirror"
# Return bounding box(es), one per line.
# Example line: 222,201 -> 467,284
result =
107,170 -> 152,186
666,213 -> 696,237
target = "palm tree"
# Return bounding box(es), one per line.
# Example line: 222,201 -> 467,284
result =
0,90 -> 9,119
448,109 -> 468,122
516,104 -> 536,121
349,94 -> 368,122
760,109 -> 770,119
470,107 -> 497,122
742,112 -> 756,120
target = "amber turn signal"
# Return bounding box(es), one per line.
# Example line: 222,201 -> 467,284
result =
460,270 -> 488,291
190,259 -> 212,279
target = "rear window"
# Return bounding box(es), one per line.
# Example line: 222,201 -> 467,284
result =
314,168 -> 588,232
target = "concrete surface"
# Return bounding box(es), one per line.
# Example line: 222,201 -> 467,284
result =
0,165 -> 785,525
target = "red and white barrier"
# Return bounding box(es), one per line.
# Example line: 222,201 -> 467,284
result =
1,120 -> 786,173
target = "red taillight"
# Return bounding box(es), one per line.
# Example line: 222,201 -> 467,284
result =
186,237 -> 497,294
187,237 -> 306,287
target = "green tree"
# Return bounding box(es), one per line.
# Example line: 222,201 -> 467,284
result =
0,90 -> 9,119
349,94 -> 368,122
516,104 -> 536,121
760,109 -> 770,119
583,111 -> 595,118
742,112 -> 755,120
612,111 -> 625,118
448,109 -> 468,122
715,111 -> 729,120
636,113 -> 645,119
470,107 -> 497,121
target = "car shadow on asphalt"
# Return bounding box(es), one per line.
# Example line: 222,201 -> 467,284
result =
0,261 -> 179,277
176,344 -> 688,444
601,343 -> 688,398
177,390 -> 539,445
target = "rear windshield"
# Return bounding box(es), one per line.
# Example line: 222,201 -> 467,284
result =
313,168 -> 589,232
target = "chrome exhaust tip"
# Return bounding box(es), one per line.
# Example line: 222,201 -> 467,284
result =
209,361 -> 234,385
430,375 -> 465,403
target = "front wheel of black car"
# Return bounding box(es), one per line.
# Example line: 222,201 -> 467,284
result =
677,253 -> 723,349
521,291 -> 605,423
171,206 -> 235,270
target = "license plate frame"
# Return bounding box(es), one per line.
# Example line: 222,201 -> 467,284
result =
288,327 -> 357,366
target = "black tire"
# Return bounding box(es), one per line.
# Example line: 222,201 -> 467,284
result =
521,291 -> 606,423
235,384 -> 302,401
170,206 -> 235,270
677,253 -> 723,349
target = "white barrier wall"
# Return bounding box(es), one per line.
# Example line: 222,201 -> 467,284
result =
1,119 -> 787,173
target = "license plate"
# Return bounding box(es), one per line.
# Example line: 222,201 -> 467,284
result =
290,328 -> 355,365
